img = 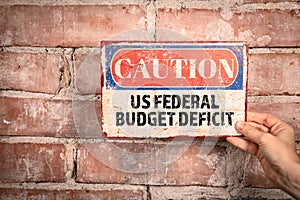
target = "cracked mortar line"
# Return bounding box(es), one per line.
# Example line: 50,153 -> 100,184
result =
146,185 -> 152,200
249,48 -> 300,54
238,188 -> 294,199
0,90 -> 56,100
68,48 -> 76,90
0,89 -> 101,101
0,136 -> 78,144
248,95 -> 300,104
0,135 -> 225,147
0,182 -> 147,192
7,0 -> 296,10
0,46 -> 73,55
225,143 -> 246,198
2,46 -> 299,54
155,0 -> 300,11
145,0 -> 157,40
55,48 -> 74,96
0,0 -> 146,6
64,140 -> 78,182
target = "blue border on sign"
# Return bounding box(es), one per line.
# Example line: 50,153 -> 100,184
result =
103,43 -> 245,90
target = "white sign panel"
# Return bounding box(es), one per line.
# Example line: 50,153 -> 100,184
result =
101,42 -> 248,138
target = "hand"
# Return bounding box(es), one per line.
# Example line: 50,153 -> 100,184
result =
227,112 -> 300,199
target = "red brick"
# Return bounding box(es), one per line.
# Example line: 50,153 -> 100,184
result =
248,53 -> 300,95
0,5 -> 146,47
244,155 -> 275,188
244,150 -> 300,188
0,143 -> 65,183
0,188 -> 145,200
248,103 -> 300,141
157,9 -> 300,47
0,98 -> 76,137
0,97 -> 104,138
77,142 -> 226,186
73,51 -> 101,94
0,51 -> 61,94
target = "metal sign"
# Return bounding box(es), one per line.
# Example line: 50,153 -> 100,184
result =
101,41 -> 247,138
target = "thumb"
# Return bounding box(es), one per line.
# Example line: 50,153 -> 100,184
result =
236,121 -> 264,144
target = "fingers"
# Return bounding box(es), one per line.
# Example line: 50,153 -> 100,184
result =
248,122 -> 270,133
247,112 -> 293,137
227,137 -> 259,155
247,112 -> 282,130
236,121 -> 264,144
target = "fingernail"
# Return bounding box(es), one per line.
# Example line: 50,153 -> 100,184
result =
236,121 -> 246,130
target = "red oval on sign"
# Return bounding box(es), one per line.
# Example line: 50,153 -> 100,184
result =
110,49 -> 238,87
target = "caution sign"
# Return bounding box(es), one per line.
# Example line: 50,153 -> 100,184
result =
101,41 -> 247,138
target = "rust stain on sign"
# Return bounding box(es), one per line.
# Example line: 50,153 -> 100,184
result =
101,41 -> 248,138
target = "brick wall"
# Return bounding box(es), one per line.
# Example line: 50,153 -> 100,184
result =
0,0 -> 299,199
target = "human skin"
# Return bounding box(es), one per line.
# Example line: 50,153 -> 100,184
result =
227,112 -> 300,199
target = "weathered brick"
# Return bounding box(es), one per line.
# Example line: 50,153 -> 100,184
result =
248,53 -> 300,95
157,9 -> 300,47
77,142 -> 226,186
248,103 -> 300,141
0,5 -> 146,47
244,155 -> 275,188
0,188 -> 146,200
0,98 -> 76,137
73,50 -> 101,94
0,51 -> 62,94
0,143 -> 65,183
244,150 -> 300,188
